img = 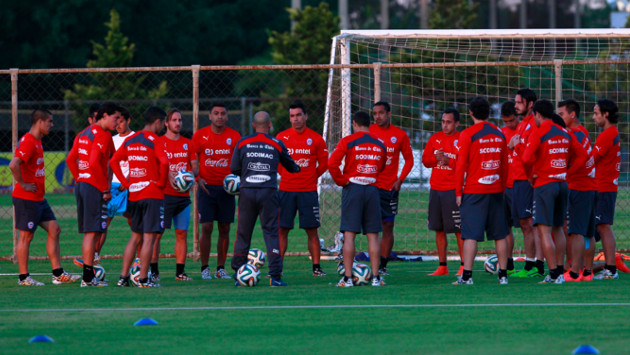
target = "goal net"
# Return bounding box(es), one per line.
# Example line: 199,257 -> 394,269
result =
322,29 -> 630,255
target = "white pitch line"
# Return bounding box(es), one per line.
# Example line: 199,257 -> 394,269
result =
1,302 -> 630,313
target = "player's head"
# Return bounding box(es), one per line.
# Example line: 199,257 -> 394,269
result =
31,109 -> 53,136
557,99 -> 580,128
551,113 -> 567,128
501,101 -> 518,130
352,111 -> 371,130
88,103 -> 100,125
96,101 -> 121,131
468,97 -> 490,121
116,106 -> 132,135
531,99 -> 554,127
372,101 -> 391,127
594,98 -> 619,127
441,108 -> 459,135
209,102 -> 228,129
144,106 -> 167,134
165,108 -> 182,135
289,101 -> 307,131
252,111 -> 271,133
515,88 -> 537,116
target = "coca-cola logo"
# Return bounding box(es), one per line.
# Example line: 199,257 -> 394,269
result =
204,158 -> 229,167
296,158 -> 309,167
170,162 -> 188,172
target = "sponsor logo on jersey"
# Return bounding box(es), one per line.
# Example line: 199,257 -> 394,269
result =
349,176 -> 376,185
78,148 -> 88,155
204,158 -> 229,167
129,181 -> 150,192
78,173 -> 91,180
356,154 -> 382,160
548,173 -> 566,181
479,147 -> 502,154
166,152 -> 188,159
296,158 -> 309,167
550,159 -> 567,169
245,174 -> 271,183
183,143 -> 188,150
287,148 -> 311,155
36,158 -> 44,165
128,146 -> 147,151
246,152 -> 273,159
478,174 -> 500,184
78,161 -> 89,170
548,148 -> 568,154
170,162 -> 188,172
35,168 -> 45,177
128,155 -> 148,161
386,147 -> 395,153
357,164 -> 378,174
130,168 -> 147,178
616,162 -> 621,171
391,136 -> 397,144
227,138 -> 232,145
205,148 -> 231,156
481,160 -> 500,170
247,162 -> 270,171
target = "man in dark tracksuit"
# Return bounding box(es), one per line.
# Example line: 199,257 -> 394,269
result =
230,111 -> 300,286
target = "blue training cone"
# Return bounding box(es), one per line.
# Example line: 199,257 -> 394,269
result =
573,344 -> 599,354
29,335 -> 54,343
134,318 -> 158,326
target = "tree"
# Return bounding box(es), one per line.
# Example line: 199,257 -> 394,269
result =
429,0 -> 478,30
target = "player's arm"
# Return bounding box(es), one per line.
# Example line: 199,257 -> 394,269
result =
421,138 -> 438,168
592,133 -> 611,165
328,142 -> 348,186
66,138 -> 80,180
454,134 -> 470,205
87,135 -> 110,194
521,129 -> 541,178
230,143 -> 242,176
567,132 -> 588,177
279,142 -> 301,173
315,138 -> 329,178
9,157 -> 37,192
109,148 -> 129,188
500,139 -> 509,191
155,141 -> 169,190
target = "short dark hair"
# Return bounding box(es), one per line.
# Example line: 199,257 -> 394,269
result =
289,101 -> 306,115
89,103 -> 101,118
31,109 -> 52,125
558,99 -> 580,118
96,101 -> 121,120
119,106 -> 131,120
443,107 -> 460,122
166,108 -> 181,122
532,99 -> 555,119
144,106 -> 167,125
517,88 -> 537,106
210,102 -> 226,113
352,111 -> 371,127
373,101 -> 391,113
597,98 -> 619,124
469,97 -> 490,120
501,101 -> 516,117
551,113 -> 567,128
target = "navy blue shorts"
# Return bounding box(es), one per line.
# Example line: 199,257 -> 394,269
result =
459,193 -> 508,242
163,194 -> 191,230
512,180 -> 534,219
75,182 -> 108,233
128,199 -> 164,234
379,189 -> 399,222
503,187 -> 521,228
533,182 -> 568,227
595,191 -> 617,226
340,183 -> 382,234
278,190 -> 320,229
12,197 -> 56,232
197,184 -> 235,224
567,189 -> 597,238
427,189 -> 461,233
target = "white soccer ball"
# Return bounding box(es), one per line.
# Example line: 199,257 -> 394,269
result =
173,170 -> 195,193
129,258 -> 152,286
351,263 -> 372,286
247,248 -> 266,268
337,261 -> 357,276
236,264 -> 260,286
223,174 -> 240,195
484,254 -> 499,275
94,264 -> 106,281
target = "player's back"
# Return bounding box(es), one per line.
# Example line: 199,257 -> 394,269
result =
121,130 -> 166,201
568,125 -> 596,191
457,121 -> 506,194
524,120 -> 572,187
329,131 -> 387,186
593,125 -> 620,192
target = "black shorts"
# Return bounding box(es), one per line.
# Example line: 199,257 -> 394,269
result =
533,182 -> 568,227
427,189 -> 461,233
340,183 -> 382,234
128,199 -> 165,234
163,194 -> 191,229
503,187 -> 521,228
567,189 -> 597,238
379,189 -> 399,222
595,191 -> 617,226
459,193 -> 508,242
197,184 -> 235,224
278,190 -> 320,229
512,180 -> 534,220
12,197 -> 56,232
75,182 -> 108,233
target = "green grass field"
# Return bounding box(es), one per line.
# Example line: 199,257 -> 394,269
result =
1,257 -> 629,354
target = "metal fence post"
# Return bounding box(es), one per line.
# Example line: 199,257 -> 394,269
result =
10,68 -> 18,264
374,62 -> 382,103
554,59 -> 563,106
192,65 -> 200,262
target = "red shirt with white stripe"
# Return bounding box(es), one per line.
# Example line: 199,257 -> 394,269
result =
593,125 -> 621,193
12,133 -> 46,201
192,126 -> 241,186
328,132 -> 387,187
276,127 -> 328,192
369,123 -> 414,190
421,131 -> 459,191
160,135 -> 195,197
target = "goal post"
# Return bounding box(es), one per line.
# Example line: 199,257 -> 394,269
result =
322,29 -> 630,254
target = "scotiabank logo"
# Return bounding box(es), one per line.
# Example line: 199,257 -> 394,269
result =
130,168 -> 147,178
481,160 -> 500,170
550,159 -> 567,169
357,164 -> 378,174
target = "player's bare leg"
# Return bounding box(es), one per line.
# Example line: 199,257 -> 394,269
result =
17,230 -> 34,275
597,223 -> 616,269
366,232 -> 381,281
200,222 -> 213,269
139,233 -> 157,282
379,220 -> 394,271
152,233 -> 163,264
342,231 -> 356,280
175,229 -> 187,264
429,230 -> 449,276
305,228 -> 320,263
216,222 -> 231,268
495,237 -> 508,271
279,226 -> 290,258
454,238 -> 478,284
568,234 -> 584,276
455,232 -> 464,275
41,220 -> 62,270
121,231 -> 143,277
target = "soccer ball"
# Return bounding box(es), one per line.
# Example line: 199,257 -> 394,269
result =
223,174 -> 240,195
484,254 -> 499,274
351,263 -> 372,286
173,170 -> 195,193
94,264 -> 106,281
236,264 -> 260,286
337,261 -> 356,276
129,258 -> 152,286
247,249 -> 266,268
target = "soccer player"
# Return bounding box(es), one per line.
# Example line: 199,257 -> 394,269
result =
329,111 -> 387,287
111,106 -> 169,288
152,108 -> 194,281
87,103 -> 100,125
453,97 -> 509,285
230,111 -> 300,287
10,110 -> 80,286
421,108 -> 462,276
557,99 -> 598,281
66,101 -> 120,287
592,99 -> 622,280
500,101 -> 520,275
509,88 -> 544,278
369,101 -> 414,276
521,100 -> 587,284
192,103 -> 241,280
276,102 -> 329,276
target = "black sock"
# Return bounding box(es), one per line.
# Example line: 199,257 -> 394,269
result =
605,264 -> 617,274
507,258 -> 514,271
380,256 -> 388,269
312,264 -> 321,271
569,271 -> 579,279
150,263 -> 159,275
439,261 -> 447,267
120,275 -> 130,281
556,266 -> 564,277
583,269 -> 592,276
83,265 -> 94,282
460,262 -> 464,266
216,265 -> 224,271
536,260 -> 545,274
550,267 -> 561,279
524,260 -> 534,271
19,273 -> 29,281
52,268 -> 64,277
176,264 -> 185,275
498,269 -> 507,278
201,265 -> 209,272
344,276 -> 351,282
462,270 -> 473,281
139,277 -> 148,284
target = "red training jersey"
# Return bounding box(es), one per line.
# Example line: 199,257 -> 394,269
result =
369,123 -> 414,190
328,132 -> 387,187
192,126 -> 241,186
501,125 -> 518,188
160,135 -> 195,197
12,133 -> 46,201
455,121 -> 507,196
567,125 -> 596,191
593,125 -> 621,193
510,114 -> 536,183
110,130 -> 168,201
66,124 -> 115,192
421,131 -> 459,191
276,127 -> 328,192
